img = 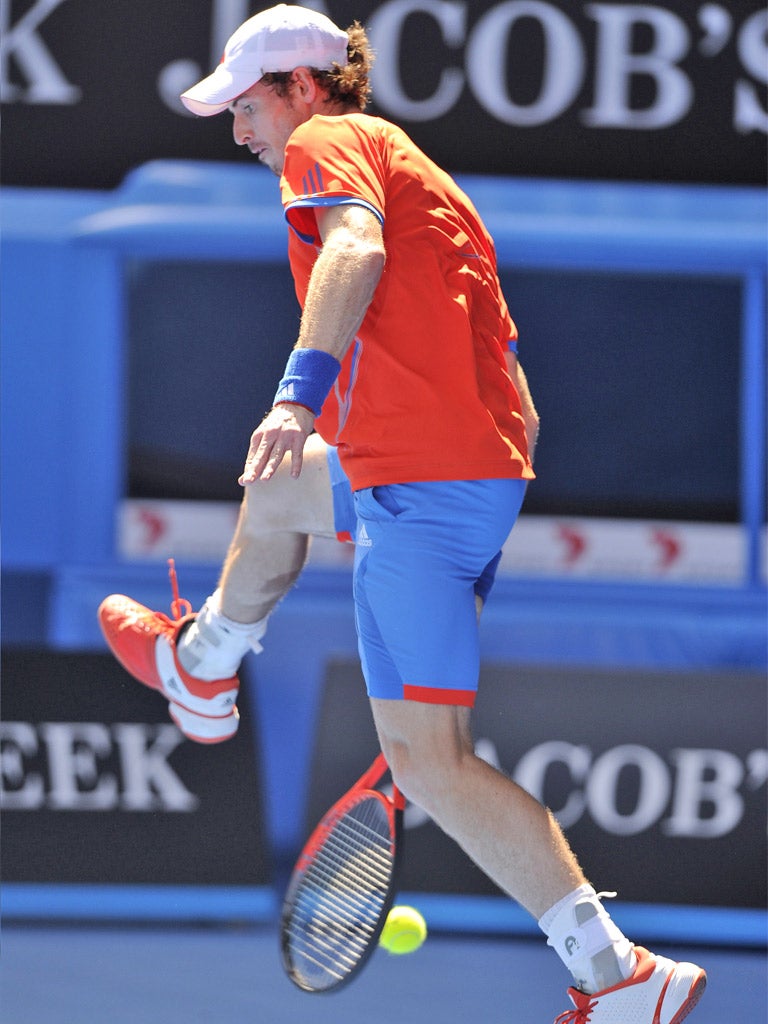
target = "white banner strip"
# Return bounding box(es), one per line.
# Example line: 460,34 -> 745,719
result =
117,499 -> 764,585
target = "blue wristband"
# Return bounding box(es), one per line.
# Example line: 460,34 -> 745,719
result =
273,348 -> 342,417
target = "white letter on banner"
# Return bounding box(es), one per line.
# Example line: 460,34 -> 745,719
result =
586,744 -> 671,835
0,0 -> 81,104
584,3 -> 693,128
514,740 -> 591,829
467,1 -> 584,126
664,748 -> 745,838
368,0 -> 467,121
159,0 -> 251,112
114,723 -> 198,812
734,10 -> 768,134
41,722 -> 118,810
0,723 -> 44,809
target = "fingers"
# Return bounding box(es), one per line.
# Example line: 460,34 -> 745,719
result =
289,440 -> 305,479
239,436 -> 286,484
240,431 -> 291,484
239,405 -> 313,485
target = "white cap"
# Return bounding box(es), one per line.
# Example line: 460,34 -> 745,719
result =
180,4 -> 349,116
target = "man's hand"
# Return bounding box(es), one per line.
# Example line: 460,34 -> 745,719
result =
239,404 -> 316,484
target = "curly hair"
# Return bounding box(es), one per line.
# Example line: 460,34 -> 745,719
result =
261,21 -> 374,111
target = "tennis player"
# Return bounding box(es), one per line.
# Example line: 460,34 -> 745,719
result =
98,7 -> 706,1022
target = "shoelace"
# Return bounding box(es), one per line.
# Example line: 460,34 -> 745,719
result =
554,999 -> 597,1024
167,558 -> 192,620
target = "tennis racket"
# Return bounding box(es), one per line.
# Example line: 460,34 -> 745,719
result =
280,751 -> 404,993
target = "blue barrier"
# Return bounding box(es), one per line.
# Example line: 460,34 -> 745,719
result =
3,883 -> 764,949
3,161 -> 765,580
3,162 -> 766,579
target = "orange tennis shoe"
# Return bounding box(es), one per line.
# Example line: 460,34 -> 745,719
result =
98,561 -> 240,744
554,946 -> 706,1024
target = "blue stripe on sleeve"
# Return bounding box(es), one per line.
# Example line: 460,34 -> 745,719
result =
285,196 -> 384,242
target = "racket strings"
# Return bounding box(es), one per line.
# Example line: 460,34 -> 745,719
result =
293,808 -> 392,927
287,838 -> 389,943
308,816 -> 393,889
283,795 -> 395,990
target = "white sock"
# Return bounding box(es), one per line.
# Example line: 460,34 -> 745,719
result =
538,885 -> 637,994
177,590 -> 268,681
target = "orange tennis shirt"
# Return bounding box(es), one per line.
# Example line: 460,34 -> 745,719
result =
280,113 -> 534,492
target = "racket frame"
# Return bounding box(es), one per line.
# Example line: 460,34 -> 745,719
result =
280,752 -> 404,994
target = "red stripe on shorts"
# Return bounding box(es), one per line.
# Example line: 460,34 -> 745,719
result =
403,685 -> 476,707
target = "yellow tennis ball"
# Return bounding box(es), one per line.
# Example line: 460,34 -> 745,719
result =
379,905 -> 427,955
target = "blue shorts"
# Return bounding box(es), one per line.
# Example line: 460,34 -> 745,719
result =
327,447 -> 501,603
327,445 -> 357,543
351,479 -> 526,706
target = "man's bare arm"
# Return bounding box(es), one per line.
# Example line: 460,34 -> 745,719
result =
240,204 -> 385,483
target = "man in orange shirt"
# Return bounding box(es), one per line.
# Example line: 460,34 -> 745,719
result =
99,8 -> 705,1022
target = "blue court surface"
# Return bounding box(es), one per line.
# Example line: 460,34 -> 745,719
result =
2,923 -> 765,1024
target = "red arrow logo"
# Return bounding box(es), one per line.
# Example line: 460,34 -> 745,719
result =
557,523 -> 587,565
651,529 -> 681,569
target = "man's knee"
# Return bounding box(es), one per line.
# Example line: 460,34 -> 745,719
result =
240,436 -> 336,538
240,469 -> 296,535
371,700 -> 473,813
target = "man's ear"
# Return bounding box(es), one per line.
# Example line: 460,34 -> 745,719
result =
291,67 -> 320,105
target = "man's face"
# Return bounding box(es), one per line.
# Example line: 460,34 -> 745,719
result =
230,79 -> 306,176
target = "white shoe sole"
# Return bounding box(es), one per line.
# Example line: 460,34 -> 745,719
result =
660,962 -> 707,1024
168,701 -> 239,743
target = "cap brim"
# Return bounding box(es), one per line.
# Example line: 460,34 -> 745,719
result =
180,64 -> 260,117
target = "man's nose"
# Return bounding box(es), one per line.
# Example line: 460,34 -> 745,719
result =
232,114 -> 250,147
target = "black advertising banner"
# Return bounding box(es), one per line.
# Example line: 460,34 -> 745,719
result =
1,1 -> 765,189
1,648 -> 270,886
308,660 -> 767,908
